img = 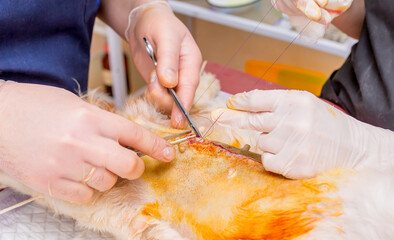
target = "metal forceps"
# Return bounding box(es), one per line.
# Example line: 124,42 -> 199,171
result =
127,130 -> 196,157
143,37 -> 202,137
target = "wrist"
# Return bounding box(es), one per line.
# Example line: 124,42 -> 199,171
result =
0,80 -> 5,89
355,120 -> 394,170
0,80 -> 15,100
0,80 -> 19,115
0,80 -> 14,171
331,0 -> 365,39
132,0 -> 167,7
124,0 -> 172,41
367,126 -> 394,169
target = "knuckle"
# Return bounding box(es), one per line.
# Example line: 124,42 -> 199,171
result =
58,134 -> 77,150
90,170 -> 106,188
76,189 -> 94,204
102,145 -> 119,168
249,89 -> 262,98
73,106 -> 94,125
55,137 -> 84,167
104,175 -> 118,191
297,91 -> 315,107
130,124 -> 144,142
257,136 -> 267,150
248,90 -> 260,104
150,136 -> 165,155
250,114 -> 265,130
62,107 -> 96,139
90,171 -> 117,192
262,162 -> 277,174
124,154 -> 139,177
148,86 -> 162,100
125,154 -> 144,180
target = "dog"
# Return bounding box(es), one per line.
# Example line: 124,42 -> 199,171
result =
0,71 -> 393,240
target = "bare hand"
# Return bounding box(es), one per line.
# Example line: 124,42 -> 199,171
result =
0,82 -> 175,203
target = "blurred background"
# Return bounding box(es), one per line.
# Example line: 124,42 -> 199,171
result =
89,0 -> 355,99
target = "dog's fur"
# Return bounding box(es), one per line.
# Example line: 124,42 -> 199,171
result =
0,72 -> 393,239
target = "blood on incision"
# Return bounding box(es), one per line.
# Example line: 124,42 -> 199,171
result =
140,138 -> 348,240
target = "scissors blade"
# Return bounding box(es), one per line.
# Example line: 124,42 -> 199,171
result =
135,134 -> 196,158
143,37 -> 202,138
163,130 -> 192,140
126,130 -> 195,157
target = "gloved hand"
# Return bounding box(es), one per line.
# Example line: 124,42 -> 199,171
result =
126,1 -> 202,128
270,0 -> 353,42
0,81 -> 175,203
211,90 -> 394,179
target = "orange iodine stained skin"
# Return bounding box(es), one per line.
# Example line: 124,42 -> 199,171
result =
141,138 -> 348,240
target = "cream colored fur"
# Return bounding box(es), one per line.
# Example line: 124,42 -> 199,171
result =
301,167 -> 394,239
0,72 -> 393,239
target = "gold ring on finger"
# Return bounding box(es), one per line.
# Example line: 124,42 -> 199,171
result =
82,167 -> 96,185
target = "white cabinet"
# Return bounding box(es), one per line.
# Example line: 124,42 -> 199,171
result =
169,0 -> 356,58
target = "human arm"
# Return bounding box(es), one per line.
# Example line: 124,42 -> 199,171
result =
0,81 -> 175,203
271,0 -> 357,42
331,0 -> 365,39
98,0 -> 202,128
211,90 -> 394,179
97,0 -> 148,38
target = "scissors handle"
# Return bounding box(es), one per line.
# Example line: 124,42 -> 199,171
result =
143,38 -> 158,67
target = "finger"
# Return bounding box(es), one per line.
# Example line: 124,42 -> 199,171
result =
148,71 -> 174,114
319,8 -> 332,25
79,164 -> 117,192
85,167 -> 117,192
283,165 -> 317,179
262,151 -> 316,179
314,0 -> 328,7
226,90 -> 287,112
155,35 -> 181,88
298,1 -> 331,25
83,137 -> 145,180
210,108 -> 276,133
49,179 -> 93,204
170,81 -> 199,129
261,152 -> 285,176
98,111 -> 175,163
257,133 -> 283,154
170,36 -> 202,128
296,0 -> 322,21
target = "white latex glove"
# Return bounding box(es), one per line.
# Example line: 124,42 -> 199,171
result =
271,0 -> 353,42
126,1 -> 202,128
0,81 -> 175,203
211,90 -> 394,179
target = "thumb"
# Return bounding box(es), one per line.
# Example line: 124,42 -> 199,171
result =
262,152 -> 319,179
296,0 -> 332,24
210,108 -> 274,133
226,90 -> 286,112
296,0 -> 323,21
155,36 -> 180,89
